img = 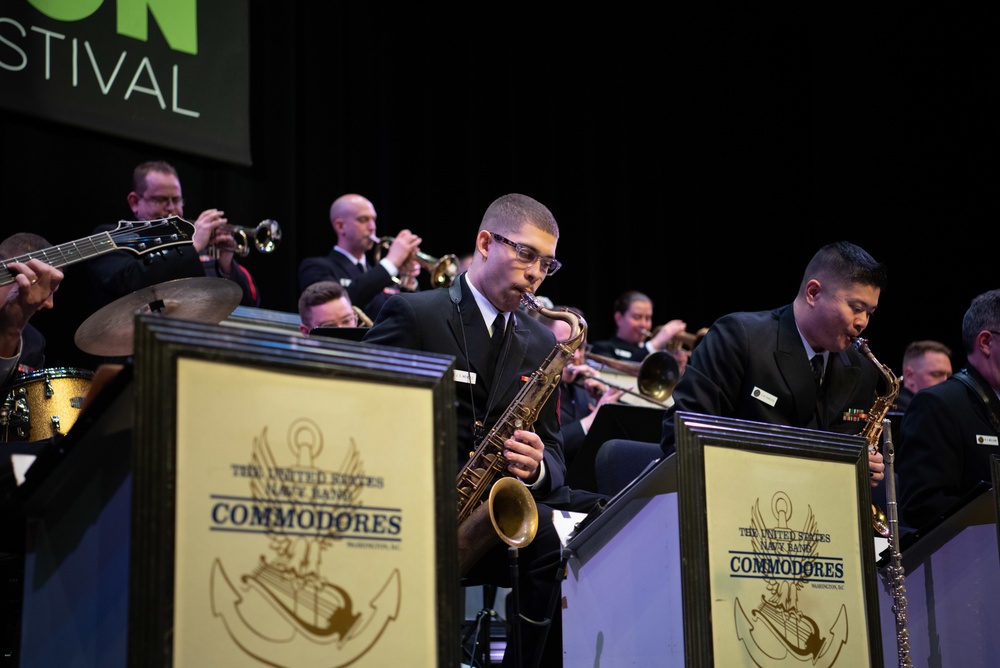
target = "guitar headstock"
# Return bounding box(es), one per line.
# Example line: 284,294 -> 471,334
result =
109,217 -> 195,255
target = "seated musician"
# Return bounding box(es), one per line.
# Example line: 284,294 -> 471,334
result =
661,241 -> 889,487
297,281 -> 362,335
0,234 -> 59,377
589,290 -> 687,363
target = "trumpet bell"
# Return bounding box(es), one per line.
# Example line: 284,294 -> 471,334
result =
424,253 -> 459,289
229,219 -> 281,256
372,235 -> 459,289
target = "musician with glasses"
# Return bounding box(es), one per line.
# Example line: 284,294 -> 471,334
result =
298,193 -> 422,323
363,193 -> 603,668
85,160 -> 260,312
897,289 -> 1000,530
297,281 -> 359,335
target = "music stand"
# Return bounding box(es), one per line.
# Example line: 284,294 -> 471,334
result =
565,403 -> 664,492
308,326 -> 368,342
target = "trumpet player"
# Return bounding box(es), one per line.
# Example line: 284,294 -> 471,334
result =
297,193 -> 421,321
87,160 -> 261,312
589,290 -> 687,363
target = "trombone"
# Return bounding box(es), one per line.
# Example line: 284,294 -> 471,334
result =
371,235 -> 459,288
208,219 -> 282,258
582,350 -> 680,405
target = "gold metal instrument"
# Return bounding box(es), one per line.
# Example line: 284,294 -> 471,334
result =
582,351 -> 679,405
352,305 -> 373,328
455,293 -> 586,576
371,235 -> 459,288
640,326 -> 708,352
854,336 -> 899,538
208,219 -> 282,258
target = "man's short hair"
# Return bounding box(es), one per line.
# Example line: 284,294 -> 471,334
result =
132,160 -> 178,193
298,281 -> 351,319
961,289 -> 1000,354
902,340 -> 952,367
478,193 -> 559,238
799,241 -> 887,293
0,232 -> 51,259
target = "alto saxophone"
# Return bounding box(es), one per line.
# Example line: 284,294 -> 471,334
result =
854,337 -> 899,538
455,293 -> 587,576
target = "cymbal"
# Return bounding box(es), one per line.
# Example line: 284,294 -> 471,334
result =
74,277 -> 243,357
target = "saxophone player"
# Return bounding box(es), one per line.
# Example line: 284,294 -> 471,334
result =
363,194 -> 601,668
659,241 -> 888,487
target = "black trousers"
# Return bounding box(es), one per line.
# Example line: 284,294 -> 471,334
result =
464,502 -> 564,668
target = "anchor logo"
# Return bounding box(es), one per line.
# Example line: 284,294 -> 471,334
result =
733,492 -> 848,667
208,418 -> 401,666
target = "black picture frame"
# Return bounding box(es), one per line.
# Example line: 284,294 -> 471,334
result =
128,313 -> 459,666
674,411 -> 884,667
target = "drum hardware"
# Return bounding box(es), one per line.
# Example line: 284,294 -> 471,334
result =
1,367 -> 94,442
73,277 -> 243,357
370,235 -> 459,288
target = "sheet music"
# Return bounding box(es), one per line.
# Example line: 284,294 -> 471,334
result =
552,509 -> 588,547
11,453 -> 36,486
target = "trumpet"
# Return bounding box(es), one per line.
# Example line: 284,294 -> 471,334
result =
583,350 -> 680,404
641,326 -> 708,352
209,219 -> 282,257
370,235 -> 459,288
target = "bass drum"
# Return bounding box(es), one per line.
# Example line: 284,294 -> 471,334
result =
1,367 -> 94,443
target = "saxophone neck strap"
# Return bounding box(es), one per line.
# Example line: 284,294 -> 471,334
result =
953,368 -> 1000,432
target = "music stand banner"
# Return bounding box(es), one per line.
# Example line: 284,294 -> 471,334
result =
675,412 -> 883,667
130,315 -> 459,666
1,1 -> 250,165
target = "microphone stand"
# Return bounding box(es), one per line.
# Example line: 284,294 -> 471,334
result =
508,547 -> 521,667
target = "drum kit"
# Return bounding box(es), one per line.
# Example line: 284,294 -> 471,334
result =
1,277 -> 243,443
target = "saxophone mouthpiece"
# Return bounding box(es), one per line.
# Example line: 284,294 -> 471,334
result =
520,292 -> 540,310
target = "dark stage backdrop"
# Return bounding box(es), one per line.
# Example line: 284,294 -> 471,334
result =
1,5 -> 994,377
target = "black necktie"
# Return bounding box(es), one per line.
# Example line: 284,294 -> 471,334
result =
492,312 -> 506,346
811,354 -> 825,387
489,313 -> 506,370
356,261 -> 365,272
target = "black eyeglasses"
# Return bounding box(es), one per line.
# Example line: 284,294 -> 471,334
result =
140,194 -> 184,208
490,232 -> 562,275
